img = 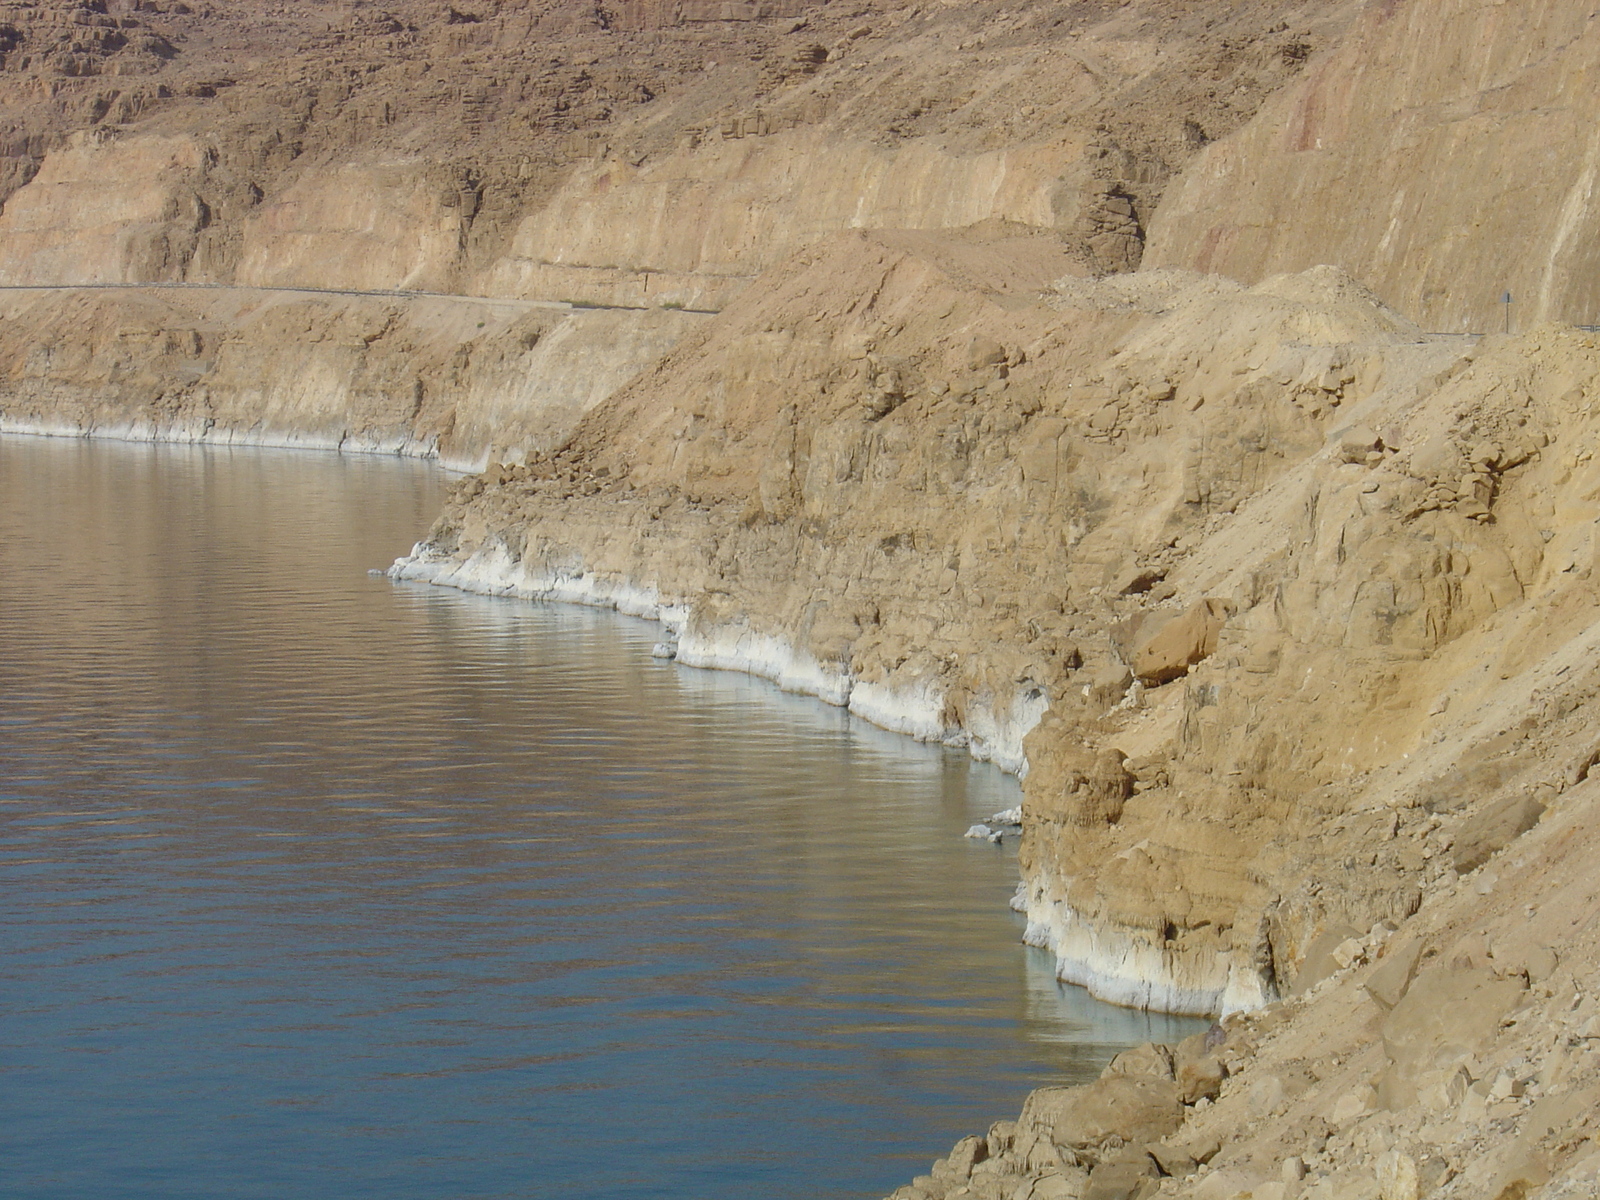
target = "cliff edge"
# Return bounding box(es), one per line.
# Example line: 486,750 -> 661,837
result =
5,1 -> 1600,1198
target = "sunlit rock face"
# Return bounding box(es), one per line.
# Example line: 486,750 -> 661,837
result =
1147,0 -> 1600,334
389,223 -> 1600,1026
0,286 -> 705,469
17,5 -> 1600,1195
0,0 -> 1354,304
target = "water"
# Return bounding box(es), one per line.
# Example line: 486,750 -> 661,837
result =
0,438 -> 1201,1200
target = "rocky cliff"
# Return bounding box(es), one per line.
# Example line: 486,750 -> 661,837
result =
9,1 -> 1600,1198
389,226 -> 1600,1020
0,0 -> 1353,304
1146,0 -> 1600,335
387,216 -> 1600,1200
901,749 -> 1600,1200
384,227 -> 1600,1197
0,285 -> 704,467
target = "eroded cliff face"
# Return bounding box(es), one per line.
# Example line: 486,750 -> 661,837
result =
388,236 -> 1600,1200
389,219 -> 1600,1026
902,744 -> 1600,1200
0,0 -> 1354,303
1146,0 -> 1600,334
0,286 -> 705,467
11,1 -> 1600,1198
0,133 -> 208,284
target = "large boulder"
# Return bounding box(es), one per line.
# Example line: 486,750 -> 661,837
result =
1378,964 -> 1528,1109
1026,741 -> 1136,828
1103,1042 -> 1175,1081
1172,1031 -> 1228,1104
1131,599 -> 1229,686
1020,1076 -> 1185,1153
1364,936 -> 1426,1010
1291,924 -> 1363,995
1084,1149 -> 1162,1200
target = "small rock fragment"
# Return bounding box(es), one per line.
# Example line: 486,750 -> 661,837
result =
1131,599 -> 1229,686
1329,1085 -> 1376,1126
1339,424 -> 1384,463
1149,1143 -> 1199,1177
1377,1152 -> 1420,1200
1173,1031 -> 1227,1103
1293,925 -> 1363,994
1083,1149 -> 1160,1200
1104,1043 -> 1175,1081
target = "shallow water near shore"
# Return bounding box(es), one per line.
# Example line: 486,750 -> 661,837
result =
0,437 -> 1202,1200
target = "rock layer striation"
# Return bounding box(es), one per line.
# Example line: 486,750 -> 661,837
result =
8,2 -> 1600,1198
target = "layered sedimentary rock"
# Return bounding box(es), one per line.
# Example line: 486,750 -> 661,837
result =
401,228 -> 1099,770
390,239 -> 1600,1200
0,286 -> 705,468
475,133 -> 1090,310
0,0 -> 1354,304
11,1 -> 1600,1197
0,132 -> 208,285
901,757 -> 1600,1199
391,220 -> 1600,1020
1147,0 -> 1600,334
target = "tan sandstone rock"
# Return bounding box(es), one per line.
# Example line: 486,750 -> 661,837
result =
1021,1076 -> 1186,1156
1453,794 -> 1546,875
1130,600 -> 1230,687
1378,964 -> 1528,1110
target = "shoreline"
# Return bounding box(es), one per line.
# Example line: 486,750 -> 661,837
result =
2,422 -> 1261,1021
386,541 -> 1251,1023
0,418 -> 481,473
387,539 -> 1049,780
12,424 -> 1196,1026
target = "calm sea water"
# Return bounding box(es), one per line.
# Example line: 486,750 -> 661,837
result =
0,438 -> 1200,1200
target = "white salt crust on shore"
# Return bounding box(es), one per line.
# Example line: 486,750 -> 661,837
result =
388,542 -> 1044,777
387,545 -> 1269,1015
1019,879 -> 1276,1017
0,421 -> 1244,1016
0,424 -> 1242,1017
0,417 -> 498,471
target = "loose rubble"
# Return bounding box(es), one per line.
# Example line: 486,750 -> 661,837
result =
890,767 -> 1600,1199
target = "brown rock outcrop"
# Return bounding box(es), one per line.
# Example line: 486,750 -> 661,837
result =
381,214 -> 1600,1052
1131,599 -> 1229,686
1172,1033 -> 1227,1105
1452,793 -> 1545,874
0,0 -> 1358,304
0,285 -> 704,467
383,224 -> 1600,1026
898,764 -> 1600,1197
1147,0 -> 1600,333
18,5 -> 1600,1200
1377,962 -> 1528,1110
1020,1075 -> 1185,1158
